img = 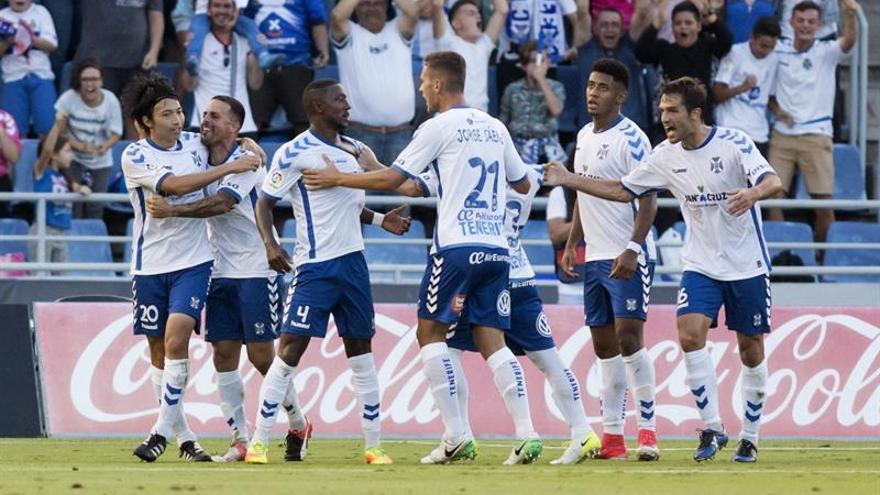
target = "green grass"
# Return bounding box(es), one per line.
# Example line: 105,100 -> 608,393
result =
0,438 -> 878,495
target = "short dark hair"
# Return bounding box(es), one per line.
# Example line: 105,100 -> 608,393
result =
210,95 -> 245,130
671,1 -> 701,22
70,58 -> 101,92
591,58 -> 630,89
120,72 -> 178,129
596,7 -> 624,21
518,39 -> 539,64
752,16 -> 781,38
424,51 -> 466,94
792,1 -> 823,16
38,134 -> 68,158
302,78 -> 341,116
661,76 -> 707,114
448,0 -> 479,24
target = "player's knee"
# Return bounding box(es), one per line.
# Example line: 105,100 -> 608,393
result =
343,338 -> 371,358
618,334 -> 642,356
738,336 -> 765,367
248,351 -> 273,375
678,332 -> 705,353
277,336 -> 308,366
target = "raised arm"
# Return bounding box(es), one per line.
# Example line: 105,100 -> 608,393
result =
629,0 -> 653,41
838,0 -> 860,54
432,0 -> 447,40
395,0 -> 420,40
330,0 -> 359,42
543,161 -> 635,202
573,0 -> 592,48
485,0 -> 510,43
143,7 -> 164,70
246,52 -> 265,91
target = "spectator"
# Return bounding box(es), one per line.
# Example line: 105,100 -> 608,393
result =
412,0 -> 444,61
0,0 -> 58,137
0,109 -> 20,218
51,58 -> 123,219
432,0 -> 508,112
500,40 -> 566,164
179,0 -> 264,135
574,0 -> 653,131
331,0 -> 419,165
243,0 -> 329,135
495,0 -> 579,97
635,0 -> 733,121
590,0 -> 637,29
725,0 -> 775,43
172,0 -> 283,77
712,16 -> 780,157
74,0 -> 164,98
779,0 -> 839,40
30,130 -> 91,268
39,0 -> 75,89
766,0 -> 860,244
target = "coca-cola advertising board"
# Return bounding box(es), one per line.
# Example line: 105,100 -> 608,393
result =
33,303 -> 880,437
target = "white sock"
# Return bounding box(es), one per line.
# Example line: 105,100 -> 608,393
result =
684,347 -> 723,432
598,354 -> 628,435
623,348 -> 657,432
487,347 -> 536,440
740,359 -> 768,445
150,365 -> 163,404
419,342 -> 466,443
283,380 -> 307,431
526,349 -> 591,440
153,358 -> 188,440
448,349 -> 473,438
253,356 -> 294,446
217,370 -> 248,442
151,365 -> 195,445
349,353 -> 382,450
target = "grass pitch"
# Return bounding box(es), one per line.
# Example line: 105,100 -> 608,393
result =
0,438 -> 878,495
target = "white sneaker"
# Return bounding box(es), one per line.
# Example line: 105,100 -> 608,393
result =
503,437 -> 543,465
212,438 -> 247,463
419,437 -> 477,464
550,431 -> 601,465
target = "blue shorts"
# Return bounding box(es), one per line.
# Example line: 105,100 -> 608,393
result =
132,260 -> 213,337
205,276 -> 282,343
417,246 -> 511,330
583,259 -> 655,327
281,251 -> 375,339
676,271 -> 772,335
447,280 -> 555,355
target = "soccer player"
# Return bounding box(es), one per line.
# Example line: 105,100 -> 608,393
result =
247,79 -> 411,465
402,164 -> 601,464
144,95 -> 309,463
560,58 -> 660,461
120,74 -> 261,462
543,77 -> 783,464
302,51 -> 540,465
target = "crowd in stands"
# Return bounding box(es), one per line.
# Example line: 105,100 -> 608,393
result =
0,0 -> 872,280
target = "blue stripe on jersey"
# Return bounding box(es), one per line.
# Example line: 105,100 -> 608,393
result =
693,126 -> 717,150
260,190 -> 284,202
296,181 -> 317,259
249,188 -> 258,208
391,164 -> 418,180
749,206 -> 772,271
800,116 -> 832,126
416,175 -> 431,197
430,160 -> 443,198
135,188 -> 146,271
219,186 -> 243,203
155,172 -> 172,196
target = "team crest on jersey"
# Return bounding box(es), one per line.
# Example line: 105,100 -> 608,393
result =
146,162 -> 159,171
596,143 -> 610,160
191,151 -> 204,169
190,296 -> 200,309
803,58 -> 813,70
626,298 -> 638,311
710,156 -> 723,174
254,322 -> 265,336
496,290 -> 511,317
536,312 -> 551,337
753,313 -> 762,327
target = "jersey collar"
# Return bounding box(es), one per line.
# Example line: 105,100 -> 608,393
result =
145,137 -> 182,152
592,114 -> 624,134
209,142 -> 239,166
686,125 -> 717,151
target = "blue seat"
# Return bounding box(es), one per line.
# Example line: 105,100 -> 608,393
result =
12,139 -> 39,194
258,139 -> 284,166
68,219 -> 115,277
762,220 -> 816,266
363,219 -> 427,281
518,219 -> 555,272
314,65 -> 339,82
280,218 -> 296,254
487,66 -> 498,116
671,221 -> 687,239
794,144 -> 866,202
0,218 -> 29,259
555,66 -> 581,133
823,221 -> 880,283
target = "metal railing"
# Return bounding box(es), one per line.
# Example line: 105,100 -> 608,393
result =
0,193 -> 878,283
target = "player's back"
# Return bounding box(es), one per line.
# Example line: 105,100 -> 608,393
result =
262,130 -> 366,265
394,107 -> 528,254
205,145 -> 273,279
122,133 -> 213,275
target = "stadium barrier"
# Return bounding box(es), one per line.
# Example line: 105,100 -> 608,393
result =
32,302 -> 880,438
2,193 -> 880,282
0,304 -> 44,437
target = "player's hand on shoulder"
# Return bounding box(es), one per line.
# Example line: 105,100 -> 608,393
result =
146,195 -> 174,218
229,154 -> 262,174
609,249 -> 638,279
382,205 -> 412,235
266,243 -> 293,273
238,137 -> 266,165
542,161 -> 569,186
725,187 -> 759,217
303,154 -> 342,190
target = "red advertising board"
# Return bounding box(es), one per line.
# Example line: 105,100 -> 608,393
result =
33,303 -> 880,438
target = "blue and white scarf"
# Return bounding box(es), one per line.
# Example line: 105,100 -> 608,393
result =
505,0 -> 567,63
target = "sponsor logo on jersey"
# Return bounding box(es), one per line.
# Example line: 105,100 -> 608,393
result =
496,290 -> 511,317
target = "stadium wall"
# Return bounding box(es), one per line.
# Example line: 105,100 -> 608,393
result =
28,303 -> 880,439
0,305 -> 44,437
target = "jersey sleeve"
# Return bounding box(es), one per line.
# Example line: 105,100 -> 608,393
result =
714,50 -> 737,86
121,144 -> 172,193
501,125 -> 528,184
620,153 -> 669,197
416,170 -> 439,197
737,134 -> 775,185
391,119 -> 445,178
546,186 -> 568,220
261,143 -> 311,200
218,151 -> 259,203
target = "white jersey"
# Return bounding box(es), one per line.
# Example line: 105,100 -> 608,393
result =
190,32 -> 258,133
772,38 -> 850,138
714,42 -> 778,144
574,116 -> 657,263
391,107 -> 529,254
122,132 -> 214,276
436,33 -> 495,112
261,130 -> 366,266
621,126 -> 774,281
205,144 -> 273,279
419,164 -> 544,280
